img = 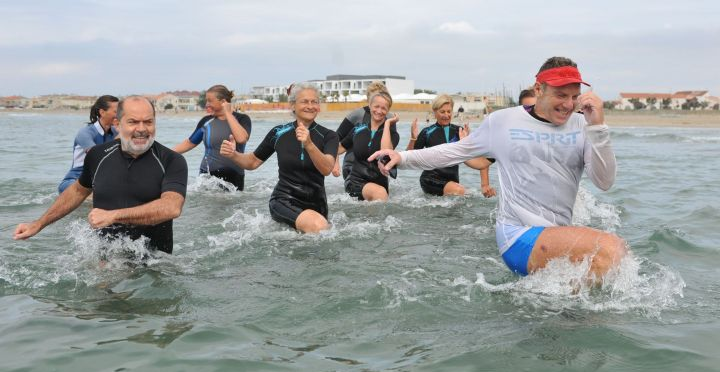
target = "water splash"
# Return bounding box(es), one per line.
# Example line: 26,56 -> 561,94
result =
186,173 -> 239,194
573,186 -> 621,231
1,221 -> 170,290
470,253 -> 685,318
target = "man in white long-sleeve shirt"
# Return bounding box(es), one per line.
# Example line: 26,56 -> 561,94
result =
371,57 -> 626,279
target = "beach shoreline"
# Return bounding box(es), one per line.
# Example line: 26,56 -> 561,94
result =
3,108 -> 719,128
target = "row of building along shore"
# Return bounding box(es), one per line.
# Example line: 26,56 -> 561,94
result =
2,75 -> 719,112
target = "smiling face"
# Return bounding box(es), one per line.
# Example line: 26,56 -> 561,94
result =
533,83 -> 581,125
292,89 -> 320,124
434,103 -> 453,126
205,92 -> 224,116
369,95 -> 390,123
118,98 -> 156,157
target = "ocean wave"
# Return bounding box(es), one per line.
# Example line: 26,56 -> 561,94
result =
5,113 -> 42,117
612,131 -> 720,144
646,227 -> 708,252
0,178 -> 55,206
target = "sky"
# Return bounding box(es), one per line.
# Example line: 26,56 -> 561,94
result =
1,0 -> 718,100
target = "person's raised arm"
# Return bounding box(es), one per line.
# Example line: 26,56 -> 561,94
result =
406,118 -> 419,150
220,135 -> 263,170
223,102 -> 250,144
579,91 -> 615,191
296,125 -> 337,176
381,114 -> 399,150
14,182 -> 92,240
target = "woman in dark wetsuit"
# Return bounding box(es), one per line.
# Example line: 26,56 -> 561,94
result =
337,91 -> 400,202
173,84 -> 251,190
220,83 -> 338,233
332,81 -> 392,180
406,94 -> 496,197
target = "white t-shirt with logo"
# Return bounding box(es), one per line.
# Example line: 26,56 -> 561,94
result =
398,106 -> 616,254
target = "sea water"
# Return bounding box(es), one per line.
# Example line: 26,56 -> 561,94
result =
1,112 -> 718,371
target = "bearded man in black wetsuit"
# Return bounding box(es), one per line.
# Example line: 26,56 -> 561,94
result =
14,96 -> 188,255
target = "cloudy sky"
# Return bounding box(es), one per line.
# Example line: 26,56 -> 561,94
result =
1,0 -> 718,100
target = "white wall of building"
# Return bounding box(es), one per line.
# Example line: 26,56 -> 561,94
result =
251,76 -> 415,102
385,79 -> 414,97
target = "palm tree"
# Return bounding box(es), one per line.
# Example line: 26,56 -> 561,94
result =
661,98 -> 672,110
646,97 -> 657,110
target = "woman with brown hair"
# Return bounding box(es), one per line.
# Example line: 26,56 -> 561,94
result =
173,84 -> 251,190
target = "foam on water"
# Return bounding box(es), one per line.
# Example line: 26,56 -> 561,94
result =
205,208 -> 404,252
390,190 -> 469,209
470,253 -> 685,318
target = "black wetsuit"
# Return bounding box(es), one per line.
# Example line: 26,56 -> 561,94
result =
341,121 -> 399,200
336,106 -> 371,181
188,112 -> 252,190
253,121 -> 339,228
78,140 -> 188,254
413,123 -> 462,196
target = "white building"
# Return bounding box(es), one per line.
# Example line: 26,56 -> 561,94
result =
250,85 -> 292,102
618,91 -> 710,110
251,75 -> 415,102
618,93 -> 672,110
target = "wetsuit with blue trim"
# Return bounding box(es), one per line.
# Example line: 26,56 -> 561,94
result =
78,140 -> 188,254
413,123 -> 463,196
341,121 -> 400,200
187,112 -> 251,189
336,106 -> 370,180
253,121 -> 339,228
58,121 -> 118,193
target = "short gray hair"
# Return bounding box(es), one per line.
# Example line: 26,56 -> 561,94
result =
117,95 -> 156,120
288,83 -> 320,104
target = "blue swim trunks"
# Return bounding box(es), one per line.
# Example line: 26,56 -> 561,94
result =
501,226 -> 545,276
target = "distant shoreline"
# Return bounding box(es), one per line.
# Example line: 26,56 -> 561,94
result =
2,108 -> 719,128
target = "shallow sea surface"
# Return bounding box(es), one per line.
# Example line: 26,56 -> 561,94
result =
1,112 -> 718,371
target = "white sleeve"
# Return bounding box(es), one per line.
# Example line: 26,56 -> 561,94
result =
399,117 -> 493,170
583,124 -> 616,191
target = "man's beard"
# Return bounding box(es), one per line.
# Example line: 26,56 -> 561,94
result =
120,133 -> 155,156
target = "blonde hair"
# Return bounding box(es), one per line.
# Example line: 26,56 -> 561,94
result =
431,94 -> 454,111
369,91 -> 393,109
366,81 -> 389,101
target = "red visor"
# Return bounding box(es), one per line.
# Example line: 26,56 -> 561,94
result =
535,66 -> 590,87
